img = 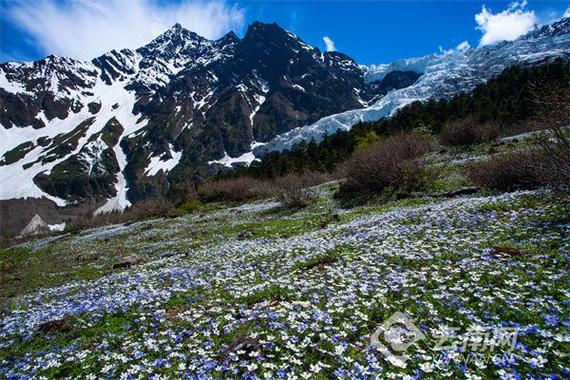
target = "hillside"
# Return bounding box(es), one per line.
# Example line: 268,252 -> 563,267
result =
1,124 -> 569,378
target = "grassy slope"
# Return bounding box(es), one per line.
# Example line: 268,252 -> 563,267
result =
0,133 -> 568,379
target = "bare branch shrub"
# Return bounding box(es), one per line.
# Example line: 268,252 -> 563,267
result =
529,80 -> 570,188
197,177 -> 269,203
466,151 -> 543,191
270,171 -> 331,209
337,133 -> 434,203
439,117 -> 500,147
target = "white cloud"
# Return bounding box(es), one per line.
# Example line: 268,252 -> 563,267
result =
456,40 -> 471,51
475,1 -> 537,46
322,36 -> 336,52
6,0 -> 245,60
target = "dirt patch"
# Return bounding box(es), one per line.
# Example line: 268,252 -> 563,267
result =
38,316 -> 74,335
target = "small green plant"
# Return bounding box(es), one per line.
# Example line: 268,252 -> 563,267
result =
293,245 -> 356,271
177,198 -> 206,213
236,284 -> 289,306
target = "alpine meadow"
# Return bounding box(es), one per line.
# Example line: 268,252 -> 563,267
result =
0,1 -> 569,379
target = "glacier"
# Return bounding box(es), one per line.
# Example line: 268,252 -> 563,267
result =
256,18 -> 570,154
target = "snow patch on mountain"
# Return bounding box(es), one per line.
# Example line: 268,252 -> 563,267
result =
145,144 -> 183,176
208,141 -> 263,167
208,151 -> 257,168
1,66 -> 147,210
93,88 -> 149,214
0,69 -> 32,95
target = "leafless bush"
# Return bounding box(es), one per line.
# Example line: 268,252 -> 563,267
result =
270,171 -> 330,209
337,133 -> 434,202
67,210 -> 124,231
529,80 -> 570,188
126,197 -> 175,220
466,151 -> 542,191
439,117 -> 500,147
529,80 -> 570,131
467,132 -> 569,192
535,128 -> 570,187
67,197 -> 175,232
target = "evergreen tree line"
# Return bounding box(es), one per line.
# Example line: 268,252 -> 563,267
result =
223,58 -> 570,179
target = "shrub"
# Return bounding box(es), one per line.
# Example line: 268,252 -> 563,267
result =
439,117 -> 500,147
466,151 -> 541,191
270,172 -> 325,209
197,177 -> 269,203
468,118 -> 570,192
536,127 -> 570,187
337,133 -> 434,203
126,197 -> 175,220
66,197 -> 175,232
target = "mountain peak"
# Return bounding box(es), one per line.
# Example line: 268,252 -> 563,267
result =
245,21 -> 288,39
217,30 -> 240,45
158,22 -> 201,40
139,23 -> 208,57
523,16 -> 570,40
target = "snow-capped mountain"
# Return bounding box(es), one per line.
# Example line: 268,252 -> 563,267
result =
257,17 -> 570,154
1,22 -> 411,222
0,18 -> 569,232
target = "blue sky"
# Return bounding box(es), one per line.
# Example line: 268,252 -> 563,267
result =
1,0 -> 568,64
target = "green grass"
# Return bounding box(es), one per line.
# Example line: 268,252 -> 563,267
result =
427,163 -> 473,193
0,228 -> 155,301
293,246 -> 347,271
235,283 -> 290,306
212,212 -> 339,240
341,196 -> 438,222
0,245 -> 111,301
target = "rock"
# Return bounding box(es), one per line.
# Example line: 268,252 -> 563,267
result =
112,256 -> 140,269
238,230 -> 254,239
433,187 -> 480,198
492,246 -> 530,256
157,251 -> 185,259
395,192 -> 412,200
38,317 -> 73,334
165,307 -> 185,321
218,334 -> 261,364
87,101 -> 101,114
19,214 -> 49,237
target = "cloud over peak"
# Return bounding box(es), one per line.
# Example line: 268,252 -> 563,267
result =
6,0 -> 245,60
475,1 -> 536,46
323,36 -> 336,52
